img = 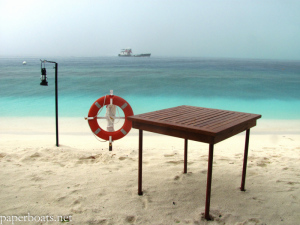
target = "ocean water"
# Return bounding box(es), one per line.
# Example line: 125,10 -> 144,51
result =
1,56 -> 300,119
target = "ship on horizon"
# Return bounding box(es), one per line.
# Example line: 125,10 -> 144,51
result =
118,48 -> 151,57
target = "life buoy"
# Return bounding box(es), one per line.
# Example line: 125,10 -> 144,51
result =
88,95 -> 134,141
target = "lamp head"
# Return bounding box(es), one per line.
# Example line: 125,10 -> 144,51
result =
40,68 -> 48,86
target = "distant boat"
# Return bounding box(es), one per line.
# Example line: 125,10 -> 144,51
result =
23,61 -> 27,65
118,48 -> 151,57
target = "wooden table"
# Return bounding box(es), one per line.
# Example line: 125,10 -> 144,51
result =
127,105 -> 261,220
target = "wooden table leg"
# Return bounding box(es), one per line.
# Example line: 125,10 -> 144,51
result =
241,129 -> 250,191
138,129 -> 143,195
184,139 -> 188,173
205,143 -> 214,220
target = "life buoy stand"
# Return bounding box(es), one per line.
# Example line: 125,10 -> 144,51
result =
87,95 -> 134,141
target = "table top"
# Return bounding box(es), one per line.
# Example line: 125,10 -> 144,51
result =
128,105 -> 261,144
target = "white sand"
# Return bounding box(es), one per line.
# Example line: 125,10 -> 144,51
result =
0,117 -> 300,225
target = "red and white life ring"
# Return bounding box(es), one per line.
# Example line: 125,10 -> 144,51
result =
87,95 -> 134,141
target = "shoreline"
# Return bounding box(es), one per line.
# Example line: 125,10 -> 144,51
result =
1,117 -> 300,153
1,116 -> 300,134
1,117 -> 300,151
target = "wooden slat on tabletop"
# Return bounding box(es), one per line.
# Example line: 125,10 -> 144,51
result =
195,111 -> 244,128
155,107 -> 200,121
163,107 -> 207,123
186,110 -> 233,127
209,114 -> 258,132
164,107 -> 224,125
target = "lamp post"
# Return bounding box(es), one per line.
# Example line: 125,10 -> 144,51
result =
40,59 -> 59,147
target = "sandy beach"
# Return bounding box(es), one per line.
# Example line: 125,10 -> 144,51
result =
1,117 -> 300,225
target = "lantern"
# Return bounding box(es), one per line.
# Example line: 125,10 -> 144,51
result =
40,67 -> 48,86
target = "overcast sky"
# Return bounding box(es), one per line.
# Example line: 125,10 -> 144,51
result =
1,0 -> 299,60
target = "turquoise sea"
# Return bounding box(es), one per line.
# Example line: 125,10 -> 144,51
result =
1,57 -> 300,119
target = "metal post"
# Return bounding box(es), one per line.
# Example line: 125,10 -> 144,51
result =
205,143 -> 214,220
138,129 -> 143,195
109,136 -> 112,151
241,129 -> 250,191
40,60 -> 59,147
184,139 -> 188,173
108,90 -> 113,151
55,63 -> 59,147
